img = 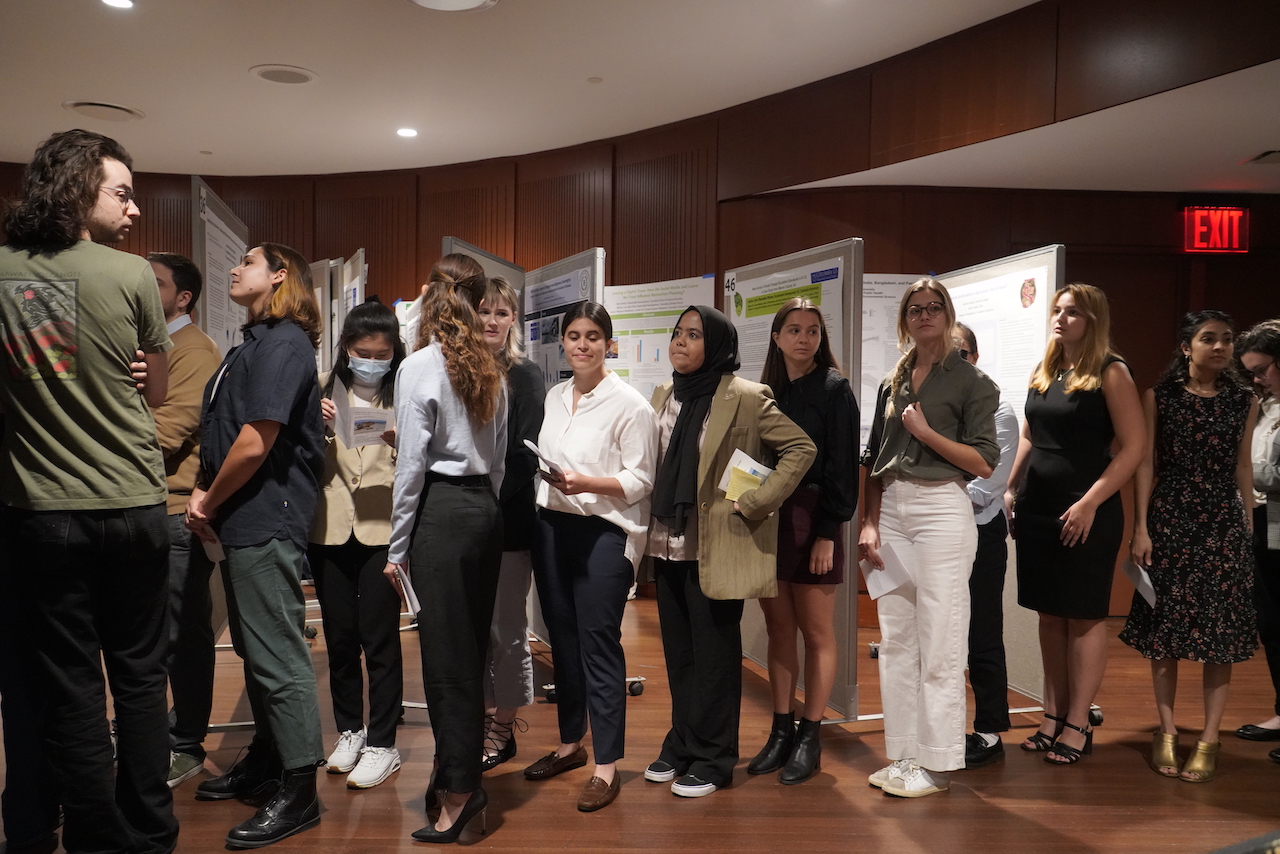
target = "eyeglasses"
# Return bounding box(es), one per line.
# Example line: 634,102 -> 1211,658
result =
906,302 -> 944,321
99,185 -> 136,208
1242,359 -> 1275,380
957,348 -> 971,361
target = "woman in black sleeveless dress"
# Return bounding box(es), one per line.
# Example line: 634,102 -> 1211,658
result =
1006,284 -> 1145,765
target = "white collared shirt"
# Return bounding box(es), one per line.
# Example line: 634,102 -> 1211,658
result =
166,314 -> 192,336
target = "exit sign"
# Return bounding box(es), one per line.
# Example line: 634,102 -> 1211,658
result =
1184,206 -> 1249,253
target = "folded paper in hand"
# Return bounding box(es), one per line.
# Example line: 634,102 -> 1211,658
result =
1122,559 -> 1156,608
858,542 -> 912,600
523,439 -> 566,482
717,449 -> 773,500
396,564 -> 422,615
333,375 -> 395,448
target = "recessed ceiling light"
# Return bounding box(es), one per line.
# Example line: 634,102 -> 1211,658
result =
397,128 -> 419,138
62,100 -> 145,122
587,77 -> 604,84
408,0 -> 498,10
102,0 -> 133,7
250,64 -> 319,85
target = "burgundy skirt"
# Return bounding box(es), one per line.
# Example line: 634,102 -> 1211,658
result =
777,485 -> 845,586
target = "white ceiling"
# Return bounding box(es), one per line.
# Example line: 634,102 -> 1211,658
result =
0,0 -> 1275,195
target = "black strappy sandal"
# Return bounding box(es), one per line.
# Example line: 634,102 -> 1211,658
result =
1045,721 -> 1093,765
1021,713 -> 1065,752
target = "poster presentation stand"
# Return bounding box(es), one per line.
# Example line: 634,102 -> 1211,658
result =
441,237 -> 526,291
724,239 -> 864,722
602,274 -> 716,400
191,177 -> 249,357
523,248 -> 606,388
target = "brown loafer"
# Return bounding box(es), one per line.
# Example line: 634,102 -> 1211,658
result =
577,774 -> 620,812
523,746 -> 588,781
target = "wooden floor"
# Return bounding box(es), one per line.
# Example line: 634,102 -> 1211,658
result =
8,595 -> 1280,853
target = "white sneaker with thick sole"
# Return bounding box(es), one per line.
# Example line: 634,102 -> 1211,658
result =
347,746 -> 401,789
644,760 -> 678,783
670,774 -> 717,798
867,758 -> 912,789
881,764 -> 950,798
326,728 -> 366,774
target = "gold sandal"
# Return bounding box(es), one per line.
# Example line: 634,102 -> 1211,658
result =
1179,740 -> 1220,783
1150,730 -> 1179,778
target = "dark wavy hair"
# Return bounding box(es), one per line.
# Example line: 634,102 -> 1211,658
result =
148,252 -> 203,314
323,297 -> 405,408
560,300 -> 612,341
3,129 -> 133,253
760,297 -> 840,393
1156,309 -> 1247,391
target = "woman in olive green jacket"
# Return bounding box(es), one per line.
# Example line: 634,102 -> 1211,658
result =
642,305 -> 815,798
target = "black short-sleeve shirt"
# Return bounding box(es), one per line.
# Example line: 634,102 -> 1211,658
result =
199,319 -> 324,548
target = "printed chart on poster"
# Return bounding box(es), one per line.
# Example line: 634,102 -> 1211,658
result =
524,248 -> 605,387
859,274 -> 920,451
602,274 -> 716,400
191,177 -> 249,356
937,244 -> 1063,426
724,240 -> 859,383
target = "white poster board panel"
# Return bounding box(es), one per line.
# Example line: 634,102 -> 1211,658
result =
724,239 -> 863,720
191,177 -> 248,356
440,237 -> 526,293
859,275 -> 920,451
524,248 -> 606,388
602,274 -> 716,400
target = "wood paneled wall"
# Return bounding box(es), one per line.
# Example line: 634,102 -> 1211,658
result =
417,160 -> 516,284
515,144 -> 613,280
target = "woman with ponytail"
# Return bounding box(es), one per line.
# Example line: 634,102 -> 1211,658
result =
384,266 -> 507,844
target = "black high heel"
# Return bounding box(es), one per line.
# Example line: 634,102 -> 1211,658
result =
481,718 -> 527,772
412,788 -> 488,844
1045,721 -> 1093,765
1021,713 -> 1065,752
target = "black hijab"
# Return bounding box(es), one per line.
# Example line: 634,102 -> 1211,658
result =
651,305 -> 740,536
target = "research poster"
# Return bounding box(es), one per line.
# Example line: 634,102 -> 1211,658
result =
724,255 -> 845,383
524,248 -> 605,387
195,184 -> 247,356
859,274 -> 920,450
602,274 -> 716,400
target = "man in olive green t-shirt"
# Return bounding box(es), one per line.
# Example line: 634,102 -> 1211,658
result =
0,130 -> 178,854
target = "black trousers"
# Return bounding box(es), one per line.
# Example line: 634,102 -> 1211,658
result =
166,513 -> 216,760
1,504 -> 177,854
1252,506 -> 1280,715
967,511 -> 1011,733
309,536 -> 404,747
532,510 -> 632,764
653,558 -> 744,788
410,477 -> 502,794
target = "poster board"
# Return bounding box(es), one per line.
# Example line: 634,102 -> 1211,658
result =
859,275 -> 921,451
523,248 -> 606,388
602,274 -> 717,400
191,177 -> 249,356
724,239 -> 863,720
937,244 -> 1063,703
440,237 -> 526,291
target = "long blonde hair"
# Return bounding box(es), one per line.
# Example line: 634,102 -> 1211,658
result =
478,276 -> 525,369
417,263 -> 502,426
884,278 -> 957,416
1029,284 -> 1116,394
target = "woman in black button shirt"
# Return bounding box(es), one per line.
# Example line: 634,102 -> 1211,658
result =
749,298 -> 858,784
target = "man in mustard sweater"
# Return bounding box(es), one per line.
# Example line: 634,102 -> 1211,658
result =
148,252 -> 223,788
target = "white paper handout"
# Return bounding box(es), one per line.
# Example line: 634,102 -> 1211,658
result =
523,439 -> 566,482
858,542 -> 912,600
716,448 -> 774,496
332,375 -> 395,448
1122,559 -> 1157,608
396,564 -> 422,615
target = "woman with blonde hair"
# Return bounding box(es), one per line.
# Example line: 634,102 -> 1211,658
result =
860,278 -> 1000,798
384,269 -> 507,844
186,243 -> 328,846
1005,283 -> 1145,766
749,298 -> 858,784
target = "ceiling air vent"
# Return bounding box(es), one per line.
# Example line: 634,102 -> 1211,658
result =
62,101 -> 145,121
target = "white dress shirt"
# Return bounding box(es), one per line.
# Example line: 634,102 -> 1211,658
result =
967,400 -> 1018,525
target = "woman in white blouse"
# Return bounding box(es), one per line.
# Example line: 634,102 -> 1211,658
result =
520,301 -> 658,813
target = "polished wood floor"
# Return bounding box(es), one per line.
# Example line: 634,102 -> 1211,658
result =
8,595 -> 1280,853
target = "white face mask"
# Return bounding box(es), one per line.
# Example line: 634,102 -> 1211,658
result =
348,355 -> 392,384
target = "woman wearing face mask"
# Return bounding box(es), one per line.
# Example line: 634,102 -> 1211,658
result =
308,298 -> 406,790
475,277 -> 545,772
521,301 -> 658,812
644,305 -> 815,799
1119,310 -> 1257,783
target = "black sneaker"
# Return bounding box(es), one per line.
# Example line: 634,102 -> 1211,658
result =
964,733 -> 1005,769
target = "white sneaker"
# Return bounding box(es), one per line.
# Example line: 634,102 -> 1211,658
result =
882,763 -> 950,798
346,746 -> 401,789
867,759 -> 912,789
670,774 -> 718,798
326,728 -> 366,773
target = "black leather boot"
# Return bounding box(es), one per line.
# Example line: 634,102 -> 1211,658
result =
225,765 -> 320,849
747,712 -> 796,775
780,717 -> 822,785
195,740 -> 282,801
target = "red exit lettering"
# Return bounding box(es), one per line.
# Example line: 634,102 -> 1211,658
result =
1184,206 -> 1249,253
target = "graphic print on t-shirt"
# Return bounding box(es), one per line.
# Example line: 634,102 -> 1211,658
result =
0,277 -> 79,380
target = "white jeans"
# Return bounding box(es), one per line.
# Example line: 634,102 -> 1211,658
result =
876,478 -> 977,771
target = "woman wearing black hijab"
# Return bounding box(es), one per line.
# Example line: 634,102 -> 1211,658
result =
642,306 -> 815,798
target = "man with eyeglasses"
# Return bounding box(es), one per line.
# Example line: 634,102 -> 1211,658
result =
0,130 -> 177,854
